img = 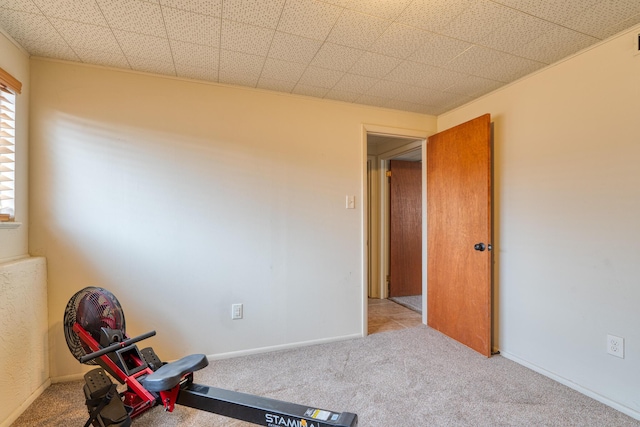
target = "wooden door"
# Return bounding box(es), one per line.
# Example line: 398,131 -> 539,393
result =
389,160 -> 422,297
427,114 -> 492,357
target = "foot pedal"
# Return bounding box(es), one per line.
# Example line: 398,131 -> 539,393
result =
83,368 -> 131,427
140,347 -> 164,371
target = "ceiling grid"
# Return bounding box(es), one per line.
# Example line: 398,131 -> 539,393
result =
0,0 -> 638,114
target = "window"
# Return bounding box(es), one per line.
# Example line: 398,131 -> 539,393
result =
0,67 -> 21,222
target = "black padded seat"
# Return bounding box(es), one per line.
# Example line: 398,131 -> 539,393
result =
142,353 -> 209,392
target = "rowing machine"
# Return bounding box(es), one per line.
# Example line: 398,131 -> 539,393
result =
64,287 -> 358,427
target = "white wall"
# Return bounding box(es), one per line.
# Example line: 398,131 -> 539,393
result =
0,30 -> 28,259
0,32 -> 49,427
438,26 -> 640,417
28,59 -> 436,379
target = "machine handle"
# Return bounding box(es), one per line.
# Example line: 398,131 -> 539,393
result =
79,330 -> 156,363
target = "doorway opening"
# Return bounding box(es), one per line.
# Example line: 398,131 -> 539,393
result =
365,129 -> 428,335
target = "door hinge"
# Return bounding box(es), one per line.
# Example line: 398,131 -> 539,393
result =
386,170 -> 392,178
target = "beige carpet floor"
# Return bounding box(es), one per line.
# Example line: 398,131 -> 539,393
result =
12,325 -> 640,426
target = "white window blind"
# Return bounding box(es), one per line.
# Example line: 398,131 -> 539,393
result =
0,87 -> 15,219
0,67 -> 20,221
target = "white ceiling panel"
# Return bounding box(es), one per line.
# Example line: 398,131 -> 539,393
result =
127,56 -> 176,75
113,29 -> 173,61
326,9 -> 390,50
349,52 -> 401,79
297,66 -> 344,89
0,0 -> 38,13
96,0 -> 166,38
170,40 -> 218,69
175,63 -> 218,81
333,73 -> 378,94
0,0 -> 637,115
260,58 -> 307,82
159,0 -> 221,17
267,31 -> 322,64
222,0 -> 284,29
396,0 -> 475,33
277,0 -> 342,40
343,0 -> 413,20
163,6 -> 221,46
292,84 -> 330,98
324,89 -> 360,103
408,33 -> 472,67
32,0 -> 108,26
50,19 -> 121,54
74,48 -> 131,69
369,23 -> 432,60
221,19 -> 274,56
0,8 -> 62,43
311,42 -> 364,72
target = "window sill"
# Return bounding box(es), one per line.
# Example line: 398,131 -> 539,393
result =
0,222 -> 22,229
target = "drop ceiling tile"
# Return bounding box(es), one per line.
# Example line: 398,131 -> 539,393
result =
332,73 -> 377,93
386,61 -> 466,90
159,0 -> 222,17
356,93 -> 393,109
327,9 -> 390,50
221,19 -> 274,56
479,12 -> 555,54
324,89 -> 359,103
113,29 -> 173,61
219,71 -> 260,87
298,66 -> 344,88
396,0 -> 475,33
600,13 -> 640,40
96,0 -> 166,37
277,0 -> 343,40
366,80 -> 415,99
443,45 -> 517,81
0,0 -> 40,13
14,37 -> 80,61
260,58 -> 306,82
445,74 -> 503,97
74,48 -> 131,68
369,23 -> 432,60
408,33 -> 472,67
512,26 -> 599,64
311,42 -> 364,72
0,9 -> 65,44
268,31 -> 322,64
492,0 -> 599,27
222,0 -> 285,29
385,99 -> 437,115
50,19 -> 121,53
32,0 -> 108,25
343,0 -> 412,20
163,7 -> 221,46
219,49 -> 264,86
349,51 -> 400,78
439,0 -> 520,43
170,40 -> 218,68
292,84 -> 330,98
128,56 -> 176,75
256,77 -> 296,93
318,0 -> 349,7
175,63 -> 218,81
563,0 -> 640,39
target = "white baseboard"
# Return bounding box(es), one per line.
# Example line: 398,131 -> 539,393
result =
500,351 -> 640,422
0,379 -> 51,427
208,334 -> 363,361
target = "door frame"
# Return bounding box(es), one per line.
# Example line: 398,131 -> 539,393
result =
362,124 -> 434,335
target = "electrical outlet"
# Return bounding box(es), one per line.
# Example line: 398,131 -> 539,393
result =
607,334 -> 624,358
232,303 -> 243,320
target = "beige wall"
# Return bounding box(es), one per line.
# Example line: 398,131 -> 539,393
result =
28,58 -> 436,379
0,30 -> 29,259
439,26 -> 640,417
0,32 -> 49,427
